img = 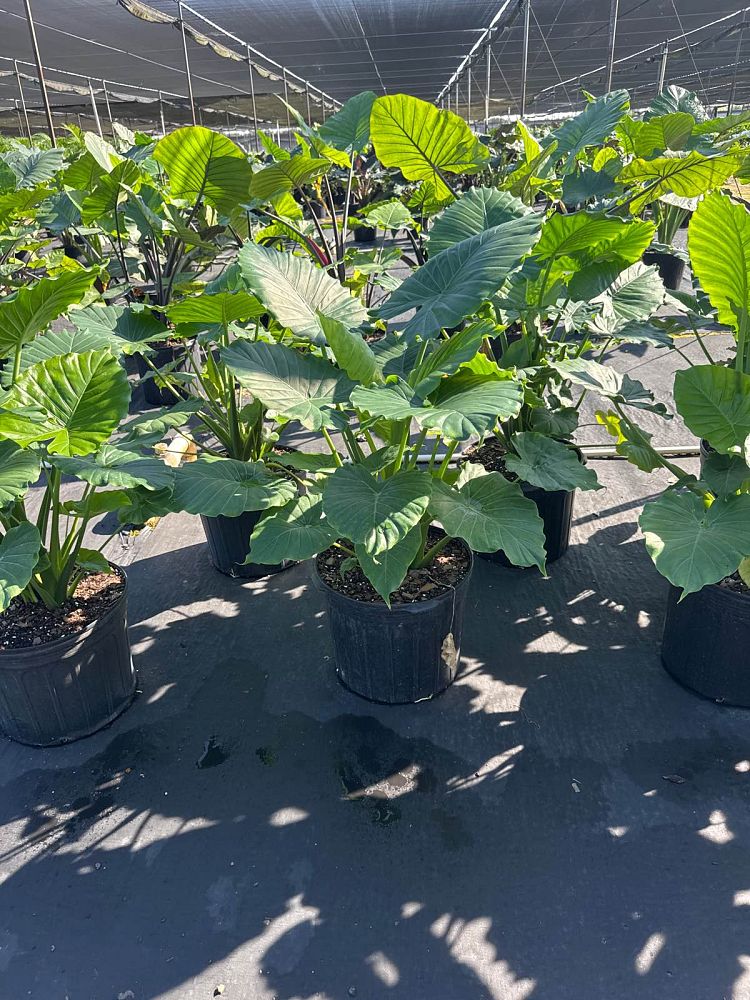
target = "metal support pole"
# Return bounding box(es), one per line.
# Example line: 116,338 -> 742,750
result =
305,82 -> 312,124
22,0 -> 56,145
657,41 -> 669,95
14,101 -> 25,139
728,15 -> 747,114
275,119 -> 281,147
520,0 -> 531,117
158,91 -> 166,135
467,66 -> 472,124
14,61 -> 31,138
454,80 -> 459,116
282,69 -> 291,130
88,78 -> 103,138
605,0 -> 620,92
485,39 -> 491,129
245,48 -> 259,152
102,80 -> 113,131
177,0 -> 197,125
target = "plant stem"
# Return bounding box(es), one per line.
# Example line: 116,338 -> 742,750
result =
412,532 -> 452,570
321,427 -> 343,466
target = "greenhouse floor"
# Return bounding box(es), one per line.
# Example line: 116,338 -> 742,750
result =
2,344 -> 750,1000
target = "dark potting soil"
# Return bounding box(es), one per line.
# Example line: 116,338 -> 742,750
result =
317,532 -> 470,605
719,572 -> 750,596
0,570 -> 125,651
464,437 -> 517,481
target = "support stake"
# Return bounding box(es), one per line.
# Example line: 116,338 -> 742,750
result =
485,37 -> 492,129
158,91 -> 166,135
88,78 -> 103,138
605,0 -> 620,92
177,0 -> 197,125
246,48 -> 260,152
657,41 -> 669,95
14,60 -> 31,138
22,0 -> 56,145
102,79 -> 113,131
520,0 -> 531,117
728,15 -> 747,114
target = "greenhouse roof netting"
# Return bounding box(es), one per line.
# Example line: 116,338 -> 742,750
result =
0,0 -> 749,135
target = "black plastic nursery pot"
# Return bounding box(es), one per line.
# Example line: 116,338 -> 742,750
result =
200,510 -> 289,579
643,249 -> 686,291
661,583 -> 750,707
313,545 -> 473,704
482,480 -> 575,568
136,342 -> 186,407
0,570 -> 135,746
353,225 -> 377,244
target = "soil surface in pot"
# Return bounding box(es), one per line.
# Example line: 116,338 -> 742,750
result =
317,532 -> 470,605
464,437 -> 518,481
719,572 -> 750,596
0,570 -> 125,650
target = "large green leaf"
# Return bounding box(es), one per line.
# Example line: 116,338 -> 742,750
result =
154,126 -> 253,212
169,456 -> 295,517
2,147 -> 64,189
596,262 -> 665,328
646,85 -> 708,122
222,341 -> 353,430
370,94 -> 489,201
249,492 -> 337,564
630,113 -> 696,158
0,268 -> 98,357
14,327 -> 113,378
73,303 -> 167,356
534,213 -> 645,261
411,320 -> 491,396
430,473 -> 546,571
318,313 -> 379,384
238,242 -> 366,344
551,357 -> 666,413
353,371 -> 523,441
167,291 -> 264,327
687,192 -> 750,332
0,523 -> 41,612
322,465 -> 431,555
363,200 -> 415,231
378,219 -> 540,340
318,91 -> 376,153
249,155 -> 330,201
81,159 -> 143,223
52,445 -> 175,491
506,433 -> 601,492
640,491 -> 750,595
674,364 -> 750,454
551,90 -> 630,167
428,188 -> 533,255
701,452 -> 750,496
0,440 -> 41,505
355,527 -> 424,604
617,151 -> 742,213
0,351 -> 130,456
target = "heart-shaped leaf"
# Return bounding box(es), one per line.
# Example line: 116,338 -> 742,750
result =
674,364 -> 750,454
428,188 -> 533,254
430,473 -> 546,571
0,522 -> 41,612
322,465 -> 431,555
355,526 -> 424,604
506,433 -> 601,492
0,440 -> 41,505
154,126 -> 253,212
0,268 -> 98,357
640,490 -> 750,595
249,492 -> 337,564
169,456 -> 295,517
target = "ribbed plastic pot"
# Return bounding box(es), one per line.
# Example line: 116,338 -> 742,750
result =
661,583 -> 750,707
136,343 -> 186,407
353,225 -> 376,244
699,438 -> 713,470
481,481 -> 575,567
643,250 -> 686,291
0,571 -> 135,747
200,511 -> 290,579
313,546 -> 473,704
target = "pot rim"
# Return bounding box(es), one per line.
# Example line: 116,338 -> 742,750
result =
468,436 -> 583,495
0,562 -> 128,663
312,538 -> 474,615
669,579 -> 750,607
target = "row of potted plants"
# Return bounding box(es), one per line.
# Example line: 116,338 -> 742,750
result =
0,85 -> 748,745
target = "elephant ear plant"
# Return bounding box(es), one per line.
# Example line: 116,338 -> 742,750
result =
222,203 -> 547,704
606,192 -> 750,705
0,324 -> 169,744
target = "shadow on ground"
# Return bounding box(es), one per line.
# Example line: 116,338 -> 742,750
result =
1,476 -> 749,1000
